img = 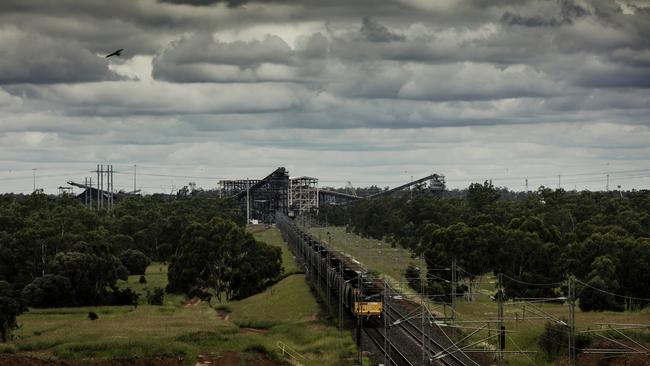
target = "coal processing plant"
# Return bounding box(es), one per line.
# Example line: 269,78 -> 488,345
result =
219,167 -> 446,223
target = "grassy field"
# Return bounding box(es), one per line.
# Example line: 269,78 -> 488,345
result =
2,226 -> 358,365
309,225 -> 650,366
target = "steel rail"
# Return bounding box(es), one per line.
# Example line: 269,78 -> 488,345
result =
365,325 -> 415,366
385,300 -> 478,366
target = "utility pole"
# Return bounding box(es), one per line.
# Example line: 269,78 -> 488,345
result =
497,273 -> 505,366
327,250 -> 331,316
41,241 -> 46,276
32,168 -> 36,192
384,281 -> 389,365
133,164 -> 137,193
246,178 -> 250,224
558,174 -> 561,189
451,257 -> 457,323
89,177 -> 93,209
357,275 -> 363,365
339,262 -> 343,333
84,177 -> 88,208
606,174 -> 610,192
568,276 -> 576,366
421,278 -> 427,364
525,178 -> 529,192
108,165 -> 113,210
96,164 -> 100,210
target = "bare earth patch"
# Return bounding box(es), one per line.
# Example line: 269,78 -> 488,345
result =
196,351 -> 280,366
0,355 -> 72,366
182,297 -> 202,307
216,309 -> 230,321
238,327 -> 269,334
0,355 -> 184,366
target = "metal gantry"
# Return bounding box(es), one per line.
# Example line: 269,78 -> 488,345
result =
289,176 -> 319,215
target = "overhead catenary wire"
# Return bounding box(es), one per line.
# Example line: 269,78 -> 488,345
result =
501,274 -> 565,287
575,279 -> 650,303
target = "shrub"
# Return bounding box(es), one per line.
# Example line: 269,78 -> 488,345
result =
88,311 -> 98,320
244,343 -> 280,361
0,281 -> 25,342
538,321 -> 567,360
405,263 -> 422,291
187,287 -> 212,302
139,275 -> 147,284
109,288 -> 139,306
147,287 -> 165,305
21,275 -> 75,308
538,320 -> 590,361
118,249 -> 151,276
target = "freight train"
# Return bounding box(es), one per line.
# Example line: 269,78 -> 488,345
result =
276,214 -> 383,319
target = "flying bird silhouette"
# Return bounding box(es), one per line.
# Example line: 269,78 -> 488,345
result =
105,49 -> 123,58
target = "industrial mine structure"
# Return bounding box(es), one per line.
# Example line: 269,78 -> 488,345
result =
220,167 -> 446,223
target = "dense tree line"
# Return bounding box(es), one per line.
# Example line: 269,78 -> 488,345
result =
0,191 -> 281,341
316,183 -> 650,311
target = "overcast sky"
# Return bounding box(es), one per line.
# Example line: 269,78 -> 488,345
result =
1,0 -> 649,194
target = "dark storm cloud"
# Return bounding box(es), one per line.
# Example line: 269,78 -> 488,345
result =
157,33 -> 292,66
0,30 -> 123,84
500,0 -> 590,27
500,11 -> 566,27
360,17 -> 406,43
2,0 -> 650,124
159,0 -> 247,7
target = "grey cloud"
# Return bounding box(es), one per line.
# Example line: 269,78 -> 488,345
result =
360,17 -> 405,43
559,0 -> 590,19
396,63 -> 558,101
501,0 -> 590,27
159,0 -> 246,7
0,30 -> 123,84
7,82 -> 305,116
152,33 -> 295,82
500,11 -> 565,27
156,33 -> 291,66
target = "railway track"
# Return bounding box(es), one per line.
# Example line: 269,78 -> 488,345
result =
384,300 -> 480,366
364,322 -> 415,366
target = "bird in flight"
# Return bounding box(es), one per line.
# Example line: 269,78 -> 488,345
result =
105,49 -> 124,58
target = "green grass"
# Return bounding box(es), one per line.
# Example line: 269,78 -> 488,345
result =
12,263 -> 227,365
6,227 -> 359,365
115,262 -> 169,304
228,274 -> 320,326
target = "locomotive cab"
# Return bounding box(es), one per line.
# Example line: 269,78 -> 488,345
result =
354,301 -> 383,317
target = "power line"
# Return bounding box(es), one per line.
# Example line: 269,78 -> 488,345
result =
501,274 -> 564,287
575,279 -> 650,302
112,171 -> 228,180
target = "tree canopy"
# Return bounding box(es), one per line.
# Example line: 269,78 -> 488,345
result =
167,218 -> 282,301
317,186 -> 650,310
